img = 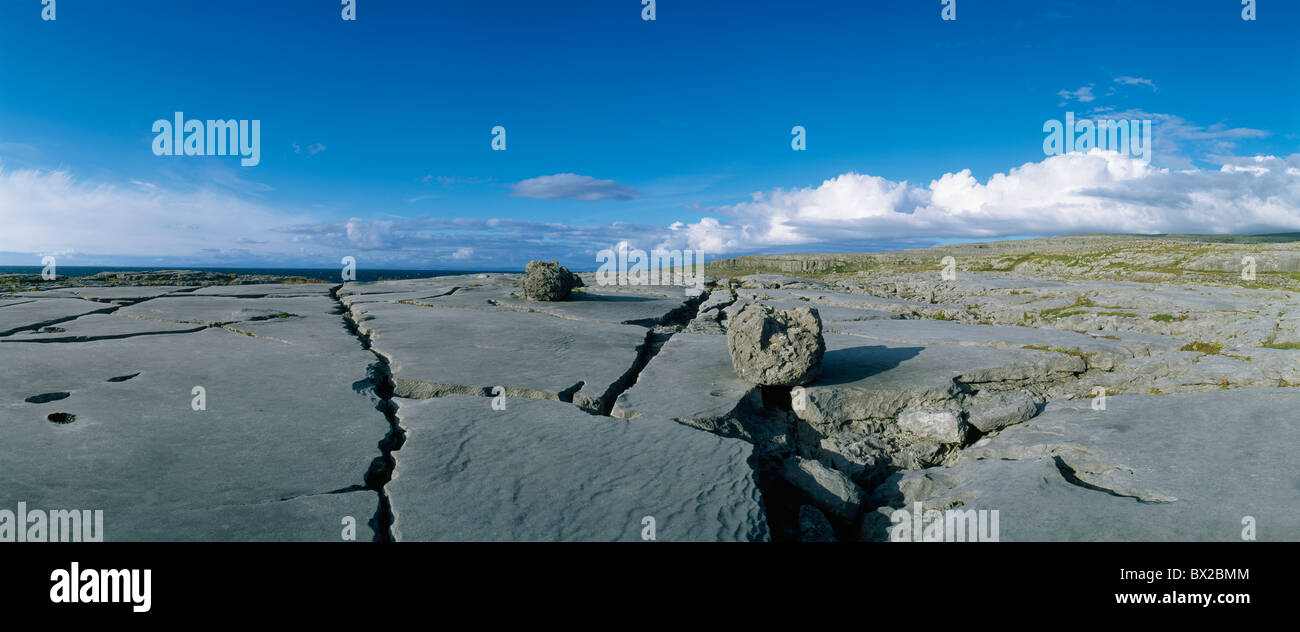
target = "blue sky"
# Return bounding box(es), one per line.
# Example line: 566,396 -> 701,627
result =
1,0 -> 1297,270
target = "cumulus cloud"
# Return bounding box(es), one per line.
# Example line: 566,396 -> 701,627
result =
511,173 -> 641,201
4,151 -> 1298,269
661,151 -> 1300,253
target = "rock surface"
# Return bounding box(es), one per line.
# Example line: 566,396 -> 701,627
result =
388,396 -> 768,541
4,233 -> 1298,543
0,293 -> 385,541
864,388 -> 1300,541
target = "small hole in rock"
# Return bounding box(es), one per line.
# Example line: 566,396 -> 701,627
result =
25,392 -> 70,404
47,412 -> 76,424
107,373 -> 140,383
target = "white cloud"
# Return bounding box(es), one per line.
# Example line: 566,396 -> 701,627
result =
292,142 -> 326,156
0,167 -> 310,260
4,151 -> 1298,268
511,173 -> 641,201
662,151 -> 1300,253
1057,85 -> 1096,103
1083,108 -> 1269,168
423,175 -> 492,186
1114,76 -> 1157,91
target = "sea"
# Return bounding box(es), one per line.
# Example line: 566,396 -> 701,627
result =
0,266 -> 507,284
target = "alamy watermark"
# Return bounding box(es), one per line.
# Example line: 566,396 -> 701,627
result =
50,562 -> 150,613
595,244 -> 707,296
152,112 -> 261,166
1044,112 -> 1152,164
0,501 -> 103,542
889,502 -> 1000,542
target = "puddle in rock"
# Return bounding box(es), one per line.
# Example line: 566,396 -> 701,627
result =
25,392 -> 70,404
47,412 -> 77,424
107,373 -> 140,383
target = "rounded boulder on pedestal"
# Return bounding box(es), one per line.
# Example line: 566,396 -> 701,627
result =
726,302 -> 825,386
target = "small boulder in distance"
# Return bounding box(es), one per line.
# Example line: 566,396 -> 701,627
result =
522,260 -> 582,302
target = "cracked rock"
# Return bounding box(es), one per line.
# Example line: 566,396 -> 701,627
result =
782,456 -> 864,523
897,410 -> 967,444
966,390 -> 1038,433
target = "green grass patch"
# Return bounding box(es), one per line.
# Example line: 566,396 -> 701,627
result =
1180,341 -> 1223,355
1041,297 -> 1096,319
1263,341 -> 1300,350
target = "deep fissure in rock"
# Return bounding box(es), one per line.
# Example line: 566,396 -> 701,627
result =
598,290 -> 709,416
333,284 -> 405,542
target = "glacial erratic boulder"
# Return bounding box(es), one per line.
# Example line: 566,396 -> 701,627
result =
522,260 -> 582,302
726,303 -> 825,386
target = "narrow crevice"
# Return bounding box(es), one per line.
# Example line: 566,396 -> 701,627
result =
70,291 -> 165,307
599,288 -> 808,540
596,290 -> 709,416
1051,456 -> 1171,505
361,361 -> 405,542
218,324 -> 292,343
620,291 -> 707,328
333,284 -> 405,542
594,329 -> 665,416
0,326 -> 208,343
663,385 -> 803,541
0,304 -> 121,337
741,404 -> 802,542
277,485 -> 370,503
